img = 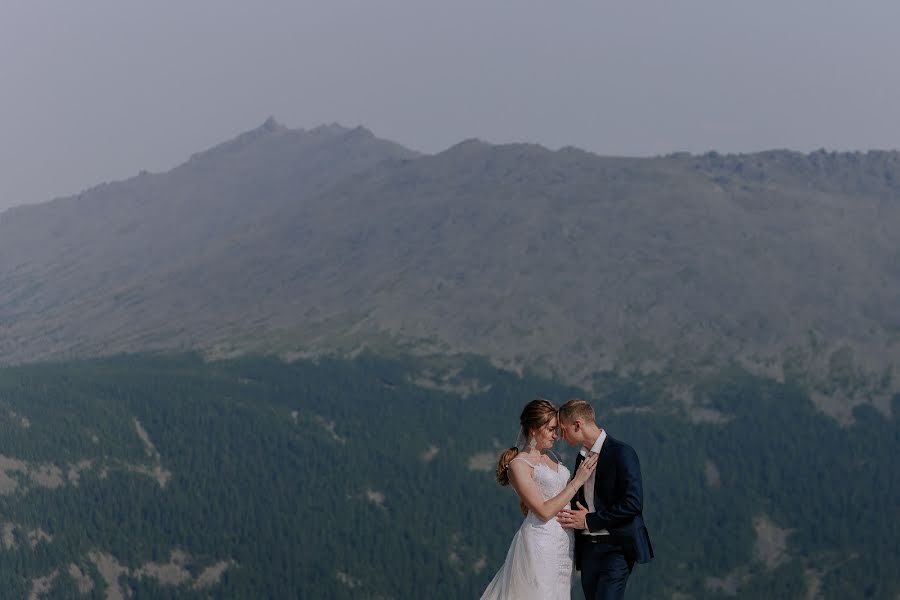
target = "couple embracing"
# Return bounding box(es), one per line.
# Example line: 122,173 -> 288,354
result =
480,398 -> 653,600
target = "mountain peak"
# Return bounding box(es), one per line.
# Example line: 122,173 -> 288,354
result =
188,117 -> 289,162
259,116 -> 286,133
344,125 -> 375,140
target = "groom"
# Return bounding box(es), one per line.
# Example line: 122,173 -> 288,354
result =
556,398 -> 653,600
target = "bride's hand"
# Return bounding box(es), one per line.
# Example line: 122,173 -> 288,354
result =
573,453 -> 598,486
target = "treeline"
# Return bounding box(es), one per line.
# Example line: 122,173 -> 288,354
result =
0,353 -> 896,598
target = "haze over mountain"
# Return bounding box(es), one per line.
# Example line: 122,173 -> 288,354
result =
2,119 -> 899,423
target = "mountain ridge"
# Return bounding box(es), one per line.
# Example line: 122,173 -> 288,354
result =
2,119 -> 899,423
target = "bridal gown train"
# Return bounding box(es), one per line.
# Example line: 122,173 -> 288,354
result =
480,458 -> 574,600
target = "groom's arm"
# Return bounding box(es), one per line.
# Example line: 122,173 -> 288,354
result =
585,445 -> 643,532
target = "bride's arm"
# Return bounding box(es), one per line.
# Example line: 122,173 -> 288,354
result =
508,455 -> 598,522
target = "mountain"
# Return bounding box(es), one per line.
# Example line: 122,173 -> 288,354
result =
0,119 -> 418,360
2,120 -> 900,423
1,122 -> 898,598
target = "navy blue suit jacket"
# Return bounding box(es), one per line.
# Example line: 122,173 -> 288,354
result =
572,435 -> 654,568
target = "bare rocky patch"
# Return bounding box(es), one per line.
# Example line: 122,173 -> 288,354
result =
87,549 -> 235,598
68,563 -> 95,595
669,386 -> 734,425
193,560 -> 237,590
7,409 -> 31,429
133,549 -> 192,586
705,568 -> 748,596
687,406 -> 734,424
1,452 -> 169,495
132,417 -> 161,460
28,570 -> 59,600
0,455 -> 28,494
704,460 -> 721,488
408,369 -> 491,397
67,460 -> 95,486
472,555 -> 487,574
28,527 -> 53,548
30,464 -> 65,489
313,414 -> 346,444
2,523 -> 14,549
421,445 -> 440,462
804,567 -> 823,600
0,456 -> 68,493
446,532 -> 484,576
126,463 -> 173,488
336,571 -> 362,589
89,551 -> 127,600
753,515 -> 792,569
128,417 -> 173,487
3,521 -> 55,552
609,405 -> 660,416
1,455 -> 109,495
467,451 -> 496,472
365,488 -> 386,508
809,392 -> 872,427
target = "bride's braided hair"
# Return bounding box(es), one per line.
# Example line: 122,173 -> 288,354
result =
495,447 -> 520,486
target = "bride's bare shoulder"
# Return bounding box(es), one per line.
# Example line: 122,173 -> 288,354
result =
507,456 -> 537,480
509,456 -> 537,468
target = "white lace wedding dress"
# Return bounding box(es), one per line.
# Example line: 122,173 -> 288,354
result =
480,458 -> 575,600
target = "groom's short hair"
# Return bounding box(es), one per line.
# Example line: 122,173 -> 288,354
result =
558,398 -> 595,424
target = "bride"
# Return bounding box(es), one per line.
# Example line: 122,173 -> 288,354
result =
481,398 -> 598,600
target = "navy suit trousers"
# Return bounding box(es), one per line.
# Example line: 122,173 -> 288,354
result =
579,542 -> 634,600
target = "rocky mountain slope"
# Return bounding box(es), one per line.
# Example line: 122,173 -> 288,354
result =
2,119 -> 899,422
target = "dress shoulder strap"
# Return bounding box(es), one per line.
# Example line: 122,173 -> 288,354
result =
509,456 -> 538,468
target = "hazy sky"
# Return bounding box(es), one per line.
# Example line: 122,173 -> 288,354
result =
3,1 -> 900,210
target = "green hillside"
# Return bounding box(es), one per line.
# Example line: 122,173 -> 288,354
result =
0,353 -> 896,598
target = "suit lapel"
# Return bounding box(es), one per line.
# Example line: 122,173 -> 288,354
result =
594,436 -> 615,506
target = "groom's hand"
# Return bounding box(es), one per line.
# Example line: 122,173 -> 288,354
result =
557,501 -> 589,530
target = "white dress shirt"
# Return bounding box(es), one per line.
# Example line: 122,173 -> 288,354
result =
579,430 -> 609,535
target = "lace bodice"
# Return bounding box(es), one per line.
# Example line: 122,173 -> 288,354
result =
512,458 -> 571,500
533,461 -> 571,500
